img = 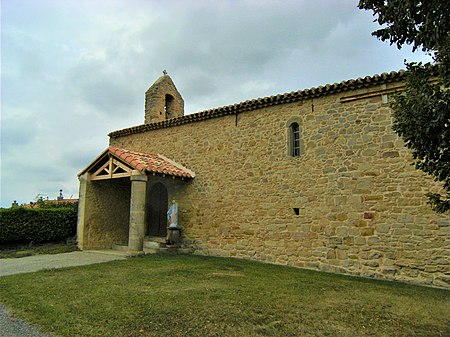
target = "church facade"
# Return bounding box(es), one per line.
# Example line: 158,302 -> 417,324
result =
78,71 -> 449,288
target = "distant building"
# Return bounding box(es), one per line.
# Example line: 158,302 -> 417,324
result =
20,190 -> 78,208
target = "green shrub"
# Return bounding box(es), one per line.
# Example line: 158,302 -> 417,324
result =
0,207 -> 77,244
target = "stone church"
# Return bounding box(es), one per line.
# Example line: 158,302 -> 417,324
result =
78,71 -> 449,288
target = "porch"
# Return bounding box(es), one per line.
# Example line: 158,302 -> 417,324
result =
77,146 -> 195,253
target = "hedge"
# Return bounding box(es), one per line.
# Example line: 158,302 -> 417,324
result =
0,207 -> 77,244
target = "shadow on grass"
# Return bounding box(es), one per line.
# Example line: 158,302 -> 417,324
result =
0,254 -> 449,337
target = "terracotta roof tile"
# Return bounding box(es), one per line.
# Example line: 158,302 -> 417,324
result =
108,69 -> 421,138
109,146 -> 195,179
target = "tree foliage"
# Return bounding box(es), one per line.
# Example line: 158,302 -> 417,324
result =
392,64 -> 450,212
359,0 -> 450,213
359,1 -> 448,50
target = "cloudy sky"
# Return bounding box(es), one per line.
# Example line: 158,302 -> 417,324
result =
1,0 -> 432,207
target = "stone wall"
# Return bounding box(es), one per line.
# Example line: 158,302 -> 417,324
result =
111,81 -> 449,287
81,178 -> 131,249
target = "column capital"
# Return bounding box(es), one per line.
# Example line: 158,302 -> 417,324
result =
78,173 -> 89,182
130,170 -> 148,182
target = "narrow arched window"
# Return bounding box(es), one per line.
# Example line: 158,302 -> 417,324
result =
165,94 -> 174,119
290,122 -> 301,157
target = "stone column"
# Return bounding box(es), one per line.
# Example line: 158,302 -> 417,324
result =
128,170 -> 148,253
77,173 -> 88,250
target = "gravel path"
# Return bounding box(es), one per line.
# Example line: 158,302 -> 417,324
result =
0,250 -> 129,336
0,304 -> 55,337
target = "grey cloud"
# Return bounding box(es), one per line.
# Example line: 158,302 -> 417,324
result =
126,0 -> 362,107
1,116 -> 37,151
66,61 -> 138,116
1,167 -> 79,205
1,150 -> 77,205
61,147 -> 104,170
2,31 -> 47,78
180,72 -> 219,99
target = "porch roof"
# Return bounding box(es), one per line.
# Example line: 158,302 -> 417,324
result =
78,146 -> 196,180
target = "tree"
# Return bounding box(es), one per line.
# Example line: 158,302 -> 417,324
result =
358,0 -> 450,213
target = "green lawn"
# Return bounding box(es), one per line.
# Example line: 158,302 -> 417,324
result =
0,254 -> 448,337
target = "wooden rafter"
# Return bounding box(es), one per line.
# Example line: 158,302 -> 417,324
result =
90,156 -> 133,180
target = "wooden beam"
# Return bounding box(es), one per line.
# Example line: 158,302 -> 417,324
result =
92,160 -> 111,178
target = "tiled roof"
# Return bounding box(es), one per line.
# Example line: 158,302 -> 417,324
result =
109,146 -> 195,179
109,69 -> 408,138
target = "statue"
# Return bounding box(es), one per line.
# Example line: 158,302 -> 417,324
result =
167,200 -> 178,228
166,199 -> 181,245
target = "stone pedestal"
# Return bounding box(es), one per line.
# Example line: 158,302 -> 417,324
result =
128,171 -> 148,252
166,227 -> 181,246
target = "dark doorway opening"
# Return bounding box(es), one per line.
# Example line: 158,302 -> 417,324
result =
147,183 -> 168,237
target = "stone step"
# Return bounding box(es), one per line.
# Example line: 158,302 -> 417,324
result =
177,248 -> 194,254
143,240 -> 167,249
143,246 -> 186,255
143,247 -> 168,254
145,236 -> 166,243
113,239 -> 191,255
112,244 -> 128,251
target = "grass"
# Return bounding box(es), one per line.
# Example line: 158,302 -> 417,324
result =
0,241 -> 79,258
0,254 -> 449,337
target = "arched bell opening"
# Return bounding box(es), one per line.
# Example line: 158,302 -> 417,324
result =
165,94 -> 174,119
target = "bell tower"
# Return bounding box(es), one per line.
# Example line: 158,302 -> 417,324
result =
144,71 -> 184,124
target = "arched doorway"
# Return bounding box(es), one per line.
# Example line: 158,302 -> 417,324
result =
147,183 -> 168,237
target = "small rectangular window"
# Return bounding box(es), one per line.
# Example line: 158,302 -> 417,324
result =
293,208 -> 300,215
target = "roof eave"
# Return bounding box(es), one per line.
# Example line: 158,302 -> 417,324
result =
77,148 -> 110,177
108,69 -> 409,139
